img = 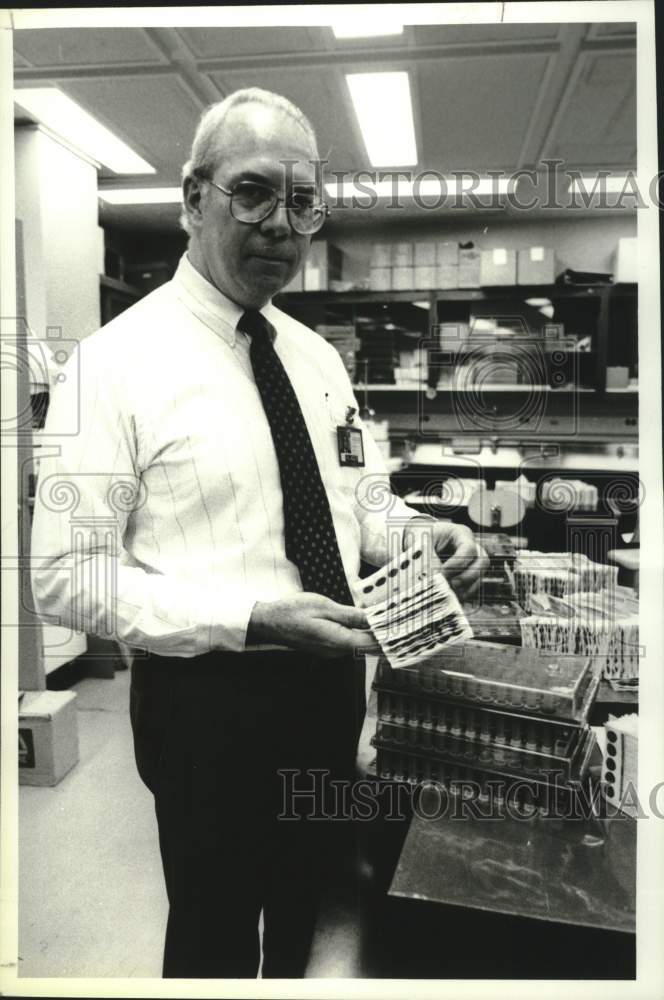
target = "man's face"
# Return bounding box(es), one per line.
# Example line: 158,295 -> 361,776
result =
184,104 -> 318,309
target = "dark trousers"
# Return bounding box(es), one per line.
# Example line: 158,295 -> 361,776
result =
130,648 -> 366,978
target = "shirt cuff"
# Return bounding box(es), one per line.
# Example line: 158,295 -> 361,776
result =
194,588 -> 258,655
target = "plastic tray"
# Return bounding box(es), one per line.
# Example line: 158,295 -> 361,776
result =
373,718 -> 589,785
462,602 -> 522,643
374,642 -> 597,723
373,732 -> 597,813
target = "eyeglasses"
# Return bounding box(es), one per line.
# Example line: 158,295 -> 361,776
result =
196,173 -> 329,235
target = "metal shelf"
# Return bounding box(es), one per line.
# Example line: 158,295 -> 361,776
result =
352,383 -> 594,393
277,284 -> 636,306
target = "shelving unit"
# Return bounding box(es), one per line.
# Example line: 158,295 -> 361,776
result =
276,284 -> 638,394
276,283 -> 638,410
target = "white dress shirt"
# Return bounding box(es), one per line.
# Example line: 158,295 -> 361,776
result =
31,254 -> 419,657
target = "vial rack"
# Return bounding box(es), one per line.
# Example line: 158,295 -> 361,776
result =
373,692 -> 589,784
374,642 -> 597,724
373,716 -> 592,786
462,602 -> 523,644
373,738 -> 596,815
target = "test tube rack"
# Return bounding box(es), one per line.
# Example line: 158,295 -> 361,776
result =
371,641 -> 598,806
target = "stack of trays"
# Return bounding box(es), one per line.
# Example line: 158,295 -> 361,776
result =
372,641 -> 599,811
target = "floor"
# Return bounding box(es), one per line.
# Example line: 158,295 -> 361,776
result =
19,668 -> 363,979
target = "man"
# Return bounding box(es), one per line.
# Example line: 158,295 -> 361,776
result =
31,88 -> 486,978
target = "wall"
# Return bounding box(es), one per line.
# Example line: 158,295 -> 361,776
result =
15,125 -> 101,358
325,214 -> 637,284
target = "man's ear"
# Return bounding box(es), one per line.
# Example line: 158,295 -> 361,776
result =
183,175 -> 204,228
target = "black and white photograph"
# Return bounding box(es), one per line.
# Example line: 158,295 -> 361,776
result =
1,2 -> 663,997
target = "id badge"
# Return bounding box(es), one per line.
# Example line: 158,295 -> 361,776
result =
336,425 -> 365,467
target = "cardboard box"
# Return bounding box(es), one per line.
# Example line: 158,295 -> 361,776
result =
458,248 -> 481,288
392,266 -> 414,290
437,264 -> 459,289
19,690 -> 79,786
369,267 -> 392,291
517,246 -> 556,285
606,366 -> 630,389
371,242 -> 392,267
414,242 -> 436,265
613,237 -> 638,283
414,265 -> 437,289
437,242 -> 459,265
392,242 -> 414,266
304,241 -> 343,291
480,247 -> 517,286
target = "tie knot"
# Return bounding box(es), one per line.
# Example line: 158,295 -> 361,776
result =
239,309 -> 272,346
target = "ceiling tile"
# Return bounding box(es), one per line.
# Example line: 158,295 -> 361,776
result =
416,54 -> 549,172
12,49 -> 31,68
13,28 -> 167,67
549,54 -> 636,167
207,67 -> 361,173
178,26 -> 324,60
413,23 -> 560,46
62,76 -> 201,177
590,22 -> 636,37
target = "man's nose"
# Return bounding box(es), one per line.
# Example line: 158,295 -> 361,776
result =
259,200 -> 292,238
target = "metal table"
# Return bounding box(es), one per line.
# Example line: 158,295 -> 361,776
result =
390,806 -> 636,934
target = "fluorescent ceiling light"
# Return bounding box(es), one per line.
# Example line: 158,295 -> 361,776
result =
325,177 -> 510,200
99,188 -> 181,205
332,21 -> 403,38
14,88 -> 154,174
346,72 -> 417,167
568,175 -> 630,195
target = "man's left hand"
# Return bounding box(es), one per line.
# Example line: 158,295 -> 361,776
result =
402,517 -> 488,600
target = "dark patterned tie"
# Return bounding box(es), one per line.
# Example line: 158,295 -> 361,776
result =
239,309 -> 354,606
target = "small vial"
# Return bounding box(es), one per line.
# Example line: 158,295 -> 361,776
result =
477,681 -> 492,703
479,717 -> 492,744
494,681 -> 508,706
525,689 -> 539,711
422,702 -> 433,731
435,672 -> 449,695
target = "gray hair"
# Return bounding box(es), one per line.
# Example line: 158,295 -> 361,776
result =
179,88 -> 318,234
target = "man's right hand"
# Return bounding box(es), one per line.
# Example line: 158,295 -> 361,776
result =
246,593 -> 378,658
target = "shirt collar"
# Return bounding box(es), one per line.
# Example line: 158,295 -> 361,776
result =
172,253 -> 278,347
